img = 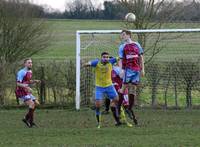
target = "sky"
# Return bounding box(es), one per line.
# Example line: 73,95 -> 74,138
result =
32,0 -> 185,12
32,0 -> 112,12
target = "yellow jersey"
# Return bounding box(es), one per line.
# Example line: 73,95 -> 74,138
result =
90,58 -> 117,87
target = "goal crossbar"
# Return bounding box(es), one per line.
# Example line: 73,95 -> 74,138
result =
77,28 -> 200,34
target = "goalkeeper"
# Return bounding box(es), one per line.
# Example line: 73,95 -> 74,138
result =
84,52 -> 121,128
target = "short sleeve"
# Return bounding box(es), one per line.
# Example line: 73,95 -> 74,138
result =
135,42 -> 144,55
113,66 -> 121,75
16,70 -> 26,82
90,59 -> 99,67
109,57 -> 117,65
118,44 -> 125,59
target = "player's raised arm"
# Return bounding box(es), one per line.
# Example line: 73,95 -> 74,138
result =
30,80 -> 41,84
109,56 -> 119,65
83,59 -> 99,67
83,62 -> 91,67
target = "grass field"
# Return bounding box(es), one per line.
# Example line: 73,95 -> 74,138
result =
34,19 -> 127,59
1,20 -> 200,146
0,108 -> 200,146
33,19 -> 200,59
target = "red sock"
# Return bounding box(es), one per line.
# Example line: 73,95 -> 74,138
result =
25,112 -> 30,120
111,106 -> 120,123
128,94 -> 135,110
28,108 -> 35,123
118,93 -> 123,115
105,98 -> 110,111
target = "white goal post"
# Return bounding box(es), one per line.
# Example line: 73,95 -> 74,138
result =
76,28 -> 200,110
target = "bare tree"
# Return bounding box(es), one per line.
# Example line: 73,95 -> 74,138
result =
0,0 -> 51,105
175,60 -> 200,108
145,62 -> 163,107
0,0 -> 50,63
116,0 -> 182,63
115,0 -> 188,108
64,0 -> 97,19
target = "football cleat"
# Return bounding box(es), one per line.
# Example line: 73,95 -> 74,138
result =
22,118 -> 31,128
30,122 -> 38,127
115,121 -> 122,126
126,122 -> 133,127
97,123 -> 101,129
97,125 -> 101,129
133,118 -> 138,125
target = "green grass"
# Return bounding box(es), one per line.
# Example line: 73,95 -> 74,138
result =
139,86 -> 200,107
33,19 -> 200,60
5,19 -> 200,106
0,108 -> 200,146
34,19 -> 126,59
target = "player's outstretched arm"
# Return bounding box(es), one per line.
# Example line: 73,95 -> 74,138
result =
30,80 -> 41,84
83,62 -> 91,67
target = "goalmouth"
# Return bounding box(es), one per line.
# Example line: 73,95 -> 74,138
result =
76,28 -> 200,110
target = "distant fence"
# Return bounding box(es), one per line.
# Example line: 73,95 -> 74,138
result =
0,60 -> 76,107
0,59 -> 200,109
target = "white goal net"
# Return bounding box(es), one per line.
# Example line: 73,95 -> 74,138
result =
76,29 -> 200,110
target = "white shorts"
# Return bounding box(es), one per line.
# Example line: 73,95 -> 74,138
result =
19,94 -> 36,103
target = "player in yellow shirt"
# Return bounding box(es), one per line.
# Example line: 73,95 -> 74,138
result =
84,52 -> 121,128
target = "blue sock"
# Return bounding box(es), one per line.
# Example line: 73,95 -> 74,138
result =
96,107 -> 101,123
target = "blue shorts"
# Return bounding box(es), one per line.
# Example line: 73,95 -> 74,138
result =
123,69 -> 140,84
95,85 -> 118,101
18,94 -> 36,102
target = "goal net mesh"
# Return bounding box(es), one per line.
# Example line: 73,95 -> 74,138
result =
78,30 -> 200,108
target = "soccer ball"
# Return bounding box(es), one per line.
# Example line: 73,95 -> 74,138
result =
125,13 -> 136,22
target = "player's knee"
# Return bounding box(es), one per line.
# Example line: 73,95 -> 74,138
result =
110,100 -> 117,107
110,102 -> 115,107
29,101 -> 35,109
129,87 -> 136,95
34,99 -> 40,105
95,101 -> 101,108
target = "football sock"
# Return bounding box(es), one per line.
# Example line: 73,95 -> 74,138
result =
95,107 -> 101,123
129,109 -> 138,125
105,98 -> 110,111
25,111 -> 30,121
118,93 -> 123,116
128,94 -> 135,110
120,107 -> 126,121
111,106 -> 120,123
28,108 -> 35,124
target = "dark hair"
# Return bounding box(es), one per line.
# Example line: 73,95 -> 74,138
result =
121,29 -> 132,38
101,52 -> 109,57
24,58 -> 32,64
